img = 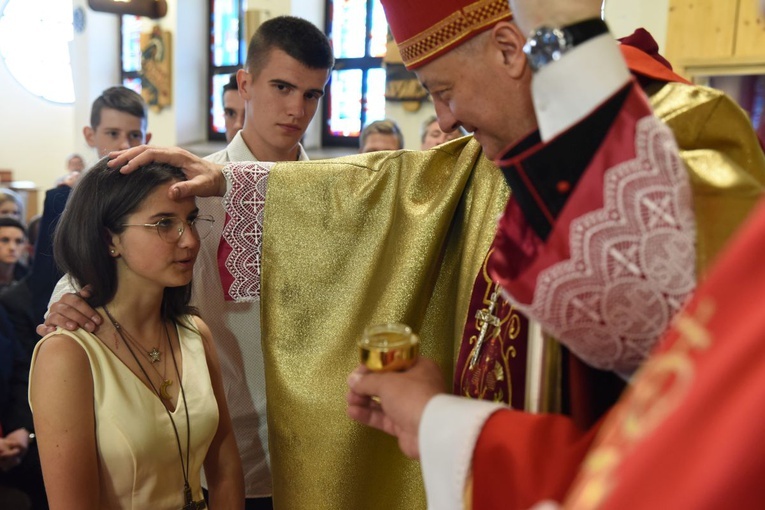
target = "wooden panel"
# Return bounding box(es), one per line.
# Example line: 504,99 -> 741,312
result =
665,0 -> 739,63
676,55 -> 765,78
735,0 -> 765,58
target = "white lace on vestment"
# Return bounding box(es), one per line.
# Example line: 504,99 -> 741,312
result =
508,116 -> 697,377
222,161 -> 273,302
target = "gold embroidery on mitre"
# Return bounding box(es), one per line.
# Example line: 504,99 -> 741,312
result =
397,0 -> 512,68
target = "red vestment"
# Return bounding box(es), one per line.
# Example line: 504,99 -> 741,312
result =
472,78 -> 673,509
564,201 -> 765,510
469,38 -> 765,509
454,36 -> 696,421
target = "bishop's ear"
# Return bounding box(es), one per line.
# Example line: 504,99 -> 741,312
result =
491,21 -> 528,78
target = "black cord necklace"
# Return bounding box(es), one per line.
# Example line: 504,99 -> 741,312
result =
103,306 -> 206,510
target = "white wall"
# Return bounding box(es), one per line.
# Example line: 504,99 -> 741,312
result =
605,0 -> 670,51
0,61 -> 76,191
70,0 -> 121,167
174,0 -> 207,146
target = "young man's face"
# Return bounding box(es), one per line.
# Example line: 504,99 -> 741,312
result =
415,25 -> 536,160
361,133 -> 401,153
223,88 -> 246,143
421,120 -> 463,150
238,48 -> 331,161
0,226 -> 25,265
84,107 -> 152,158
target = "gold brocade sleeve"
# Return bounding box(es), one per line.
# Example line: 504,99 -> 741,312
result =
649,81 -> 765,275
261,137 -> 509,509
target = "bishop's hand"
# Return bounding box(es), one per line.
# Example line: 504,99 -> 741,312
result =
346,357 -> 446,460
108,145 -> 227,200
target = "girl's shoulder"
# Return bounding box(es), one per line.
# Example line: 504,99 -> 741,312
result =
176,314 -> 213,353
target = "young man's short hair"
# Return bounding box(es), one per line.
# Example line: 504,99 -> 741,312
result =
360,119 -> 405,151
245,16 -> 334,76
89,86 -> 148,129
222,73 -> 238,96
0,217 -> 26,237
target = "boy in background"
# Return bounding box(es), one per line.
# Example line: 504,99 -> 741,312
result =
83,86 -> 151,158
222,74 -> 245,143
359,119 -> 404,153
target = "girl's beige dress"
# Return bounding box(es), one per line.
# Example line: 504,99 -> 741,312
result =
30,316 -> 219,509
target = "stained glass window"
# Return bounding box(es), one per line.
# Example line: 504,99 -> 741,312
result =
210,72 -> 233,135
121,15 -> 143,91
209,0 -> 244,140
212,0 -> 241,67
329,69 -> 363,136
324,0 -> 389,147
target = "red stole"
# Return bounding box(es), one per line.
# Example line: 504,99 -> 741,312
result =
454,247 -> 528,408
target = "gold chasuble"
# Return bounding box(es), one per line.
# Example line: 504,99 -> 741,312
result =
216,76 -> 764,510
260,138 -> 509,509
217,79 -> 764,509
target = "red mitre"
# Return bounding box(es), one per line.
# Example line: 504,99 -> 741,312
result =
380,0 -> 513,69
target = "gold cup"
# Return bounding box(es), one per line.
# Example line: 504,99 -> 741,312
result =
358,323 -> 420,372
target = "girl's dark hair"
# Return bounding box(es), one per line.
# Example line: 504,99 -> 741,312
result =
54,158 -> 197,321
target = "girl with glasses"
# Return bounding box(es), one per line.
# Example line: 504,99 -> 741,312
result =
28,159 -> 244,509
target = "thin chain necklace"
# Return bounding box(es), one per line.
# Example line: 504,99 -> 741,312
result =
116,315 -> 163,363
117,319 -> 174,400
103,306 -> 206,510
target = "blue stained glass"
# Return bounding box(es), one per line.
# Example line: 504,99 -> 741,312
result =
122,77 -> 142,94
121,15 -> 142,73
369,0 -> 387,58
365,68 -> 386,122
331,0 -> 367,59
210,73 -> 231,134
329,69 -> 363,136
212,0 -> 240,67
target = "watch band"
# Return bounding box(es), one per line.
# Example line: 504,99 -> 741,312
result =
524,18 -> 609,72
564,18 -> 609,47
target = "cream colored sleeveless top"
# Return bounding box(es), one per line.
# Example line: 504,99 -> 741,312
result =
30,316 -> 219,509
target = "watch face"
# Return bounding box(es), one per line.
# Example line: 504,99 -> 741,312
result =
524,27 -> 571,71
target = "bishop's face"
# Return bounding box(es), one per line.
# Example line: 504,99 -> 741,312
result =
414,28 -> 537,160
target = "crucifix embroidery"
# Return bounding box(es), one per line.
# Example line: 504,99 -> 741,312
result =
469,283 -> 502,369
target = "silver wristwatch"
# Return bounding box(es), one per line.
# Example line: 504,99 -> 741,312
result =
523,18 -> 609,72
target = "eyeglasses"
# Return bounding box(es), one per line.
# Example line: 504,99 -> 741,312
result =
122,215 -> 215,243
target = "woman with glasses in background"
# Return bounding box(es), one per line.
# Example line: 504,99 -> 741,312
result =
28,159 -> 244,510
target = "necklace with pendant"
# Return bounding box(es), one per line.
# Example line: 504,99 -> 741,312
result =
107,311 -> 174,400
148,347 -> 162,363
103,306 -> 206,509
